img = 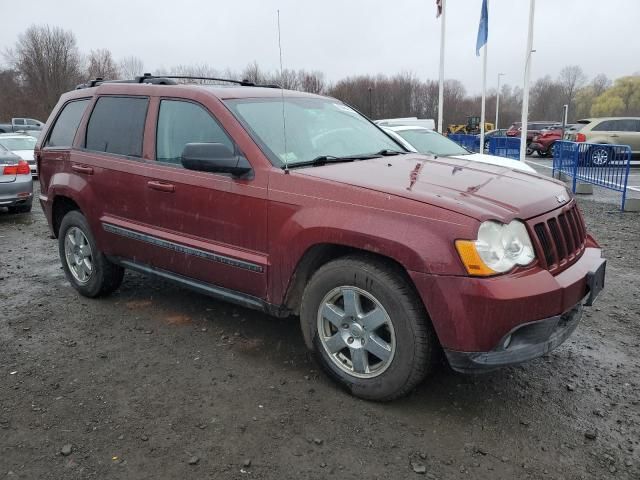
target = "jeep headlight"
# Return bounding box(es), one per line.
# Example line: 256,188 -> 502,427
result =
455,220 -> 536,276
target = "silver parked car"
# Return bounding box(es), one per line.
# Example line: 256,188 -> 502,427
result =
0,143 -> 33,213
0,133 -> 38,176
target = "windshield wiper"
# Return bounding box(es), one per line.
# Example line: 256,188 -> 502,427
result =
374,149 -> 406,156
286,150 -> 406,169
286,155 -> 357,169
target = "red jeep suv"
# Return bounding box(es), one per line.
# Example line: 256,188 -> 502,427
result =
36,76 -> 606,400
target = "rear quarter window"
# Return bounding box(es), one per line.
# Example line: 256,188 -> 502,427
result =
45,99 -> 90,148
85,96 -> 148,157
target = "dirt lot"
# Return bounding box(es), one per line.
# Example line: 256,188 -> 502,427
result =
1,192 -> 638,480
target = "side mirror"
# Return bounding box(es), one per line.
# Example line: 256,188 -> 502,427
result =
181,143 -> 252,177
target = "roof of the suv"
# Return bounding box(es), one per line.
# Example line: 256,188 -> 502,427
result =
73,82 -> 325,101
578,117 -> 640,123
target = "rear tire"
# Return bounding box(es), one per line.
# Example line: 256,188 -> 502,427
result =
300,254 -> 438,401
589,145 -> 611,166
58,210 -> 124,298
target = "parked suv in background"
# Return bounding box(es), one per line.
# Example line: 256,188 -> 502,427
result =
506,121 -> 561,155
564,117 -> 640,165
36,76 -> 606,400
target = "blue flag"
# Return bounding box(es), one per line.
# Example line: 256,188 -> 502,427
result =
476,0 -> 488,56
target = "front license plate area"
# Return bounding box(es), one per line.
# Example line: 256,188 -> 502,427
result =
585,259 -> 606,306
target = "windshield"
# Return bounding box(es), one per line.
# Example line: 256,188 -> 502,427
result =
395,129 -> 469,156
225,97 -> 401,167
0,136 -> 37,151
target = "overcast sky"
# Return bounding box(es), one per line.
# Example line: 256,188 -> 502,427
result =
3,0 -> 639,94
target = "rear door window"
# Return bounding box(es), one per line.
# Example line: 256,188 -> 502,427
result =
45,99 -> 90,148
13,119 -> 25,126
616,119 -> 638,132
85,96 -> 148,157
592,120 -> 616,131
155,99 -> 234,166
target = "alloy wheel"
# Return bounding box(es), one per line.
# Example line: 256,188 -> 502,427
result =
591,148 -> 609,166
64,226 -> 93,284
317,286 -> 396,378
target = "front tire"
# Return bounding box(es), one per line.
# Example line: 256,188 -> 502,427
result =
58,210 -> 124,298
300,255 -> 438,401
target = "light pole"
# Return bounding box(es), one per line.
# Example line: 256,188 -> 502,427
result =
495,73 -> 505,130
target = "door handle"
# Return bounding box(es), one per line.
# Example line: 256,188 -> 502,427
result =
610,134 -> 619,137
147,180 -> 175,193
71,164 -> 94,175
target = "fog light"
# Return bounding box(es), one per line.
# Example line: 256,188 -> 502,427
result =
502,334 -> 512,350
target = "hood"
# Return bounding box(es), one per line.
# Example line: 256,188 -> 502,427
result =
13,150 -> 34,161
296,154 -> 570,221
452,153 -> 537,174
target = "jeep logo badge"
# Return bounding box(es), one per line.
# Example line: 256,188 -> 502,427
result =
556,194 -> 566,203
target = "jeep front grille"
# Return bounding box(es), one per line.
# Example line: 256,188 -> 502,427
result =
529,202 -> 587,273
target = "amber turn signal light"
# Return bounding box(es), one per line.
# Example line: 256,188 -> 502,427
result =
455,240 -> 496,277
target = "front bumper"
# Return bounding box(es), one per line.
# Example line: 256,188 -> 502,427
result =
409,247 -> 605,369
445,300 -> 583,372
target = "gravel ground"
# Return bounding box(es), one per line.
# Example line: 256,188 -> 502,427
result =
1,190 -> 638,479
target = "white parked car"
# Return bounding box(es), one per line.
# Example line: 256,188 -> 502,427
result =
0,133 -> 38,176
376,117 -> 436,130
382,125 -> 537,174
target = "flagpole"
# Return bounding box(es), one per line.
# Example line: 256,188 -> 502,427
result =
437,0 -> 446,133
520,0 -> 536,162
480,41 -> 488,153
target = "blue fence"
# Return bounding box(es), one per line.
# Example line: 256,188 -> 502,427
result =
488,136 -> 521,160
449,134 -> 522,161
553,140 -> 632,210
448,134 -> 480,152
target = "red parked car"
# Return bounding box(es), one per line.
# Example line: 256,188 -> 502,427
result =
506,121 -> 561,155
35,76 -> 606,400
530,125 -> 575,157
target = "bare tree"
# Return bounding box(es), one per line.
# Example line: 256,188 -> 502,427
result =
167,64 -> 220,83
5,25 -> 83,117
242,61 -> 265,84
591,73 -> 611,97
119,55 -> 144,78
0,69 -> 31,120
87,48 -> 120,80
276,68 -> 301,89
558,65 -> 587,115
529,75 -> 563,120
298,70 -> 325,94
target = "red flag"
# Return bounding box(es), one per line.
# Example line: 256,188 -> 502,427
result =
436,0 -> 442,18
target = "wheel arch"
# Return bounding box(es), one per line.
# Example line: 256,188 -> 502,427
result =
51,195 -> 82,238
283,243 -> 423,316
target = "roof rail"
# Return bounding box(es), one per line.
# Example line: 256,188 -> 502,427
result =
75,73 -> 281,90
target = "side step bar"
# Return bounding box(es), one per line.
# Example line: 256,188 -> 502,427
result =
112,258 -> 290,318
